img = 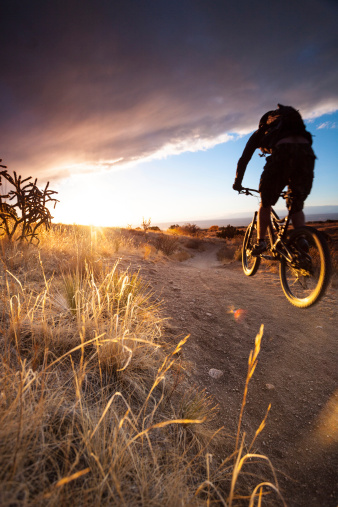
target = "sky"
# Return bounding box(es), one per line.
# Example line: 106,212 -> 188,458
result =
1,0 -> 338,228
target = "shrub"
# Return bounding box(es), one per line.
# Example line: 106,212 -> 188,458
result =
154,233 -> 179,255
181,223 -> 200,236
216,224 -> 243,239
168,224 -> 200,236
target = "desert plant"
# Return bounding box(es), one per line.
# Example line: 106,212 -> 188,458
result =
141,217 -> 151,232
216,224 -> 244,240
168,223 -> 201,237
0,162 -> 59,243
154,233 -> 180,255
181,223 -> 200,236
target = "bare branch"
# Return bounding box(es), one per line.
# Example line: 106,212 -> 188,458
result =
0,164 -> 59,243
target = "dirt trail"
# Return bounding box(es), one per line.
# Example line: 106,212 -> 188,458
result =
126,242 -> 338,506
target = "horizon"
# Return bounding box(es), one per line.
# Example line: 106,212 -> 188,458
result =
53,206 -> 338,231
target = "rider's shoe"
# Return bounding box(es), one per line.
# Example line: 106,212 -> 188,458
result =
251,240 -> 267,256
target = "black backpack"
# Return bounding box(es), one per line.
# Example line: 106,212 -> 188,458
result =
259,104 -> 310,153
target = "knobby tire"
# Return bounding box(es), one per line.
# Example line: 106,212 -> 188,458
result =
242,222 -> 260,276
279,226 -> 332,308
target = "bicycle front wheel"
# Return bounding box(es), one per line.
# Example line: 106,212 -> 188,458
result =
279,227 -> 332,308
242,221 -> 261,276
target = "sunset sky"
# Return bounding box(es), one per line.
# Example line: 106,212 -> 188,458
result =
1,0 -> 338,227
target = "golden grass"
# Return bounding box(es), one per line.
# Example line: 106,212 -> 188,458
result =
0,226 -> 285,506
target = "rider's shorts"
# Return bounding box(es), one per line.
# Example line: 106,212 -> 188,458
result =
259,144 -> 315,213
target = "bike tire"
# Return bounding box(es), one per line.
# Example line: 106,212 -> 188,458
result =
279,226 -> 332,308
242,222 -> 261,276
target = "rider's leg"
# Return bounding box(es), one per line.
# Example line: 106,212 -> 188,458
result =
257,204 -> 271,240
287,144 -> 315,229
250,203 -> 270,256
290,210 -> 305,229
258,155 -> 282,246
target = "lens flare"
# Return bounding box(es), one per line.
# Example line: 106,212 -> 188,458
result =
228,307 -> 247,322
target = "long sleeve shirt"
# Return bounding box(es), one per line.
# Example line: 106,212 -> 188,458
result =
235,129 -> 264,184
235,124 -> 312,184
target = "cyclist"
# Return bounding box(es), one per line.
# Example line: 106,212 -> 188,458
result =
233,104 -> 316,255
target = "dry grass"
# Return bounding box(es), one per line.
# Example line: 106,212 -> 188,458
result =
0,226 -> 285,506
217,237 -> 243,264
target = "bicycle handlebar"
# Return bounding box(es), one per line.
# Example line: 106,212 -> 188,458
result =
239,187 -> 259,196
239,187 -> 288,199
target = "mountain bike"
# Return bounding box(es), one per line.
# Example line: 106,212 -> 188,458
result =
240,188 -> 332,308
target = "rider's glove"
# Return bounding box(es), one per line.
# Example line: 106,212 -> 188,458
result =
233,180 -> 243,192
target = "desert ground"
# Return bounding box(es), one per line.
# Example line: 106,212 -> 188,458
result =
118,223 -> 337,507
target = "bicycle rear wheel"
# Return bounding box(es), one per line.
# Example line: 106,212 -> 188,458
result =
242,221 -> 261,276
279,227 -> 332,308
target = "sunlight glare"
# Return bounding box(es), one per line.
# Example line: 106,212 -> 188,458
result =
52,173 -> 142,227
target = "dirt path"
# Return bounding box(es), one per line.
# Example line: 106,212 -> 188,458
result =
124,242 -> 338,506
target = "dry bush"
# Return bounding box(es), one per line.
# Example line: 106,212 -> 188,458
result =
327,242 -> 338,287
168,223 -> 201,237
153,233 -> 180,256
217,236 -> 243,264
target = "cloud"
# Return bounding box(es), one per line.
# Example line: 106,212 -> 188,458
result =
1,0 -> 338,182
317,121 -> 337,129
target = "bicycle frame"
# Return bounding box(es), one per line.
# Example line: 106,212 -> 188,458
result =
265,208 -> 295,263
240,188 -> 295,263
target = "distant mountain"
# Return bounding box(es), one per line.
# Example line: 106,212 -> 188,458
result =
155,205 -> 338,230
218,205 -> 338,220
304,205 -> 338,215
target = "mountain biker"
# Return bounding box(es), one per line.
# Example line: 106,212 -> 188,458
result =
233,104 -> 316,256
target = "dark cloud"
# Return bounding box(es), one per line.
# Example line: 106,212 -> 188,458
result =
1,0 -> 337,180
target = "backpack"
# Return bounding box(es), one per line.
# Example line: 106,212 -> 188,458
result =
259,104 -> 310,153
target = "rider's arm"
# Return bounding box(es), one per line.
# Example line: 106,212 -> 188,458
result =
235,130 -> 262,185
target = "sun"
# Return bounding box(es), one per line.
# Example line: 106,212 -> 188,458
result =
52,172 -> 143,228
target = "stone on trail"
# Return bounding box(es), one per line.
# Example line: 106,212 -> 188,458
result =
209,368 -> 224,379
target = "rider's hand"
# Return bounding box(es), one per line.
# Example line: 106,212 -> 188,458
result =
233,180 -> 243,192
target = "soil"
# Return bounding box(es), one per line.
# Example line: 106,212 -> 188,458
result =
119,239 -> 337,507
